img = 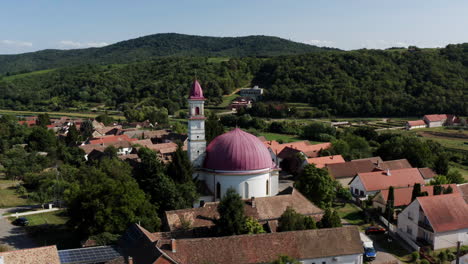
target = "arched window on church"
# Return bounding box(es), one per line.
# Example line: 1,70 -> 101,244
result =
244,182 -> 249,199
266,180 -> 269,196
216,182 -> 221,199
195,107 -> 200,115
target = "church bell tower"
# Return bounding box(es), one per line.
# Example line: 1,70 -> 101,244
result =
187,80 -> 206,168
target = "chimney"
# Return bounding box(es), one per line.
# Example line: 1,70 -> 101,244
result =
251,197 -> 256,208
386,169 -> 391,176
171,239 -> 177,253
127,256 -> 133,264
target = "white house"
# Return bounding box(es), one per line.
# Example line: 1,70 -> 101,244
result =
349,168 -> 425,198
397,194 -> 468,250
406,120 -> 427,130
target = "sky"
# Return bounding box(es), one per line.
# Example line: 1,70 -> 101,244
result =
1,0 -> 467,54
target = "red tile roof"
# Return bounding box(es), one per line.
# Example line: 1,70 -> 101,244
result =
417,194 -> 468,233
378,184 -> 458,207
165,188 -> 323,231
265,140 -> 331,159
356,168 -> 425,192
307,155 -> 345,168
327,160 -> 376,179
418,167 -> 437,179
458,183 -> 468,203
0,245 -> 60,264
424,114 -> 448,122
18,120 -> 36,127
88,134 -> 137,145
158,227 -> 363,264
378,159 -> 413,170
407,120 -> 426,126
204,128 -> 275,171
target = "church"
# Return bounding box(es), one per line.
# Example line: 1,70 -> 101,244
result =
187,80 -> 279,204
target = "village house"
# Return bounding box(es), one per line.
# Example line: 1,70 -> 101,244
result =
306,155 -> 345,168
0,245 -> 61,264
406,120 -> 426,130
164,187 -> 323,233
372,184 -> 458,213
239,85 -> 264,100
79,140 -> 134,161
397,194 -> 468,250
230,96 -> 253,112
418,167 -> 437,184
119,224 -> 364,264
326,157 -> 382,186
349,168 -> 425,198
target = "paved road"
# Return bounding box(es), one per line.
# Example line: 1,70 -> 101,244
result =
0,207 -> 37,249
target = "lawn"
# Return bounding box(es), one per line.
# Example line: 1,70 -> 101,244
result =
256,132 -> 305,143
16,210 -> 80,249
450,162 -> 468,180
217,93 -> 240,108
2,69 -> 55,81
0,185 -> 32,208
334,203 -> 366,226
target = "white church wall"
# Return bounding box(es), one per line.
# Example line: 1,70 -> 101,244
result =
202,171 -> 274,199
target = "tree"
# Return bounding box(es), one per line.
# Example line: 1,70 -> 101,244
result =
443,185 -> 454,194
434,154 -> 449,175
65,124 -> 80,146
385,186 -> 394,221
294,164 -> 336,208
66,158 -> 161,236
216,188 -> 246,236
167,143 -> 193,184
411,183 -> 422,201
244,217 -> 265,234
301,122 -> 336,141
319,208 -> 342,228
446,170 -> 465,184
433,185 -> 443,195
80,120 -> 94,139
278,207 -> 305,232
36,113 -> 51,127
30,188 -> 52,209
95,114 -> 114,126
205,113 -> 225,143
26,126 -> 57,152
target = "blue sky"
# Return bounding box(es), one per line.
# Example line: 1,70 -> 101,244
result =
1,0 -> 467,54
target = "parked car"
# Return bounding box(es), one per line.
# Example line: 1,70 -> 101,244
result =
365,226 -> 386,235
12,217 -> 29,226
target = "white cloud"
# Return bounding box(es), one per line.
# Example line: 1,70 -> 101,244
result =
58,40 -> 109,48
0,40 -> 33,47
306,39 -> 335,46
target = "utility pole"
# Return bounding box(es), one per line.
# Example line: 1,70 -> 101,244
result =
456,240 -> 461,264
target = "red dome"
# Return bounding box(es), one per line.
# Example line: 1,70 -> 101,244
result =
204,128 -> 276,171
189,80 -> 205,100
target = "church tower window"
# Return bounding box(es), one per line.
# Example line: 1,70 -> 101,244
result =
216,182 -> 221,199
244,182 -> 249,199
266,180 -> 269,196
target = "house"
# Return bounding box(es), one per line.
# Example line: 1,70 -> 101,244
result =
423,114 -> 449,128
377,159 -> 413,171
0,245 -> 60,264
164,187 -> 323,233
79,141 -> 134,161
306,155 -> 345,168
230,97 -> 253,112
406,120 -> 426,130
239,85 -> 263,100
418,168 -> 437,183
327,160 -> 377,186
120,224 -> 364,264
372,184 -> 458,213
397,194 -> 468,250
349,168 -> 425,198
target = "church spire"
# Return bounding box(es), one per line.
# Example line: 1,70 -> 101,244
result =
189,80 -> 205,100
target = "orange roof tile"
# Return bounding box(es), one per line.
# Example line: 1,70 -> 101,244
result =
424,114 -> 448,122
418,194 -> 468,232
307,155 -> 345,168
88,134 -> 137,145
407,120 -> 426,126
357,168 -> 425,192
378,184 -> 458,207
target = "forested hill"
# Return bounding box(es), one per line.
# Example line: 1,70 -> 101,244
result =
0,33 -> 335,75
0,44 -> 467,117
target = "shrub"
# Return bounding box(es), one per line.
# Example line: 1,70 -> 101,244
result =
446,252 -> 455,262
420,259 -> 430,264
0,243 -> 14,252
437,251 -> 447,262
411,251 -> 420,262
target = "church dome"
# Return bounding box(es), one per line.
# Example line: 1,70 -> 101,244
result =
203,128 -> 276,172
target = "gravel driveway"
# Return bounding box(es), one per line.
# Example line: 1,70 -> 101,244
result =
0,207 -> 37,249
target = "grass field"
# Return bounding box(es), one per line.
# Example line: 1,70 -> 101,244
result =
21,210 -> 79,249
207,57 -> 230,63
450,162 -> 468,180
0,179 -> 31,208
256,132 -> 305,143
217,93 -> 240,108
0,109 -> 123,119
334,203 -> 366,226
22,210 -> 68,226
3,69 -> 55,81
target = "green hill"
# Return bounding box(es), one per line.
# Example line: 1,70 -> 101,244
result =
0,33 -> 336,75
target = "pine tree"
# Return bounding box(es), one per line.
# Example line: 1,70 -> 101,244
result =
216,188 -> 246,236
205,113 -> 224,143
433,185 -> 443,195
443,185 -> 453,194
319,208 -> 343,228
167,143 -> 193,183
65,124 -> 80,146
411,183 -> 422,201
385,186 -> 395,221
